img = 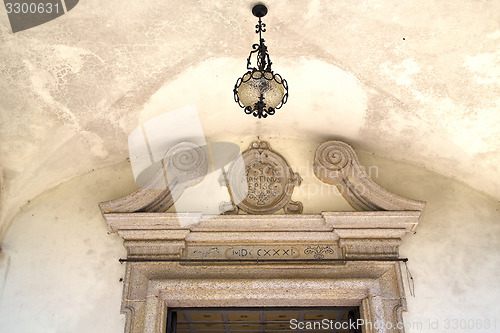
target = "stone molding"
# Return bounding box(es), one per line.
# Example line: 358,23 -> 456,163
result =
100,139 -> 426,333
102,211 -> 422,333
105,211 -> 419,258
121,265 -> 407,333
314,140 -> 425,211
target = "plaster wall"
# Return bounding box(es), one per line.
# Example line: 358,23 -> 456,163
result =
2,0 -> 500,245
0,139 -> 499,333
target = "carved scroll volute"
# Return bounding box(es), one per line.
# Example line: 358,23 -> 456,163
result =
314,141 -> 425,211
99,142 -> 209,213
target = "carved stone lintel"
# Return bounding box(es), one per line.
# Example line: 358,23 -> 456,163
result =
314,140 -> 426,211
102,212 -> 416,333
220,140 -> 303,214
102,211 -> 420,263
99,142 -> 208,213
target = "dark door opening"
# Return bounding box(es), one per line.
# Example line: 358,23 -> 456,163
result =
166,306 -> 362,333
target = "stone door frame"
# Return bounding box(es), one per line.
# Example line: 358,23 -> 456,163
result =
104,212 -> 419,333
101,140 -> 425,333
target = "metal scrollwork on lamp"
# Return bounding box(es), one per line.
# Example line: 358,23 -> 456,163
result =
234,4 -> 288,119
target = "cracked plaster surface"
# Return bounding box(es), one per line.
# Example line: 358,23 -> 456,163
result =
0,0 -> 499,240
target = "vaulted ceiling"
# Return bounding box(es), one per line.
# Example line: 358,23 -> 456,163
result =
1,0 -> 499,239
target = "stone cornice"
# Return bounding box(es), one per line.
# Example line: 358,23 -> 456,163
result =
104,211 -> 420,231
102,211 -> 421,260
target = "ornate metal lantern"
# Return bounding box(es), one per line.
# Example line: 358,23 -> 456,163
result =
234,4 -> 288,119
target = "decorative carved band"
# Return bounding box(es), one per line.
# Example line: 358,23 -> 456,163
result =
314,140 -> 425,211
186,243 -> 340,260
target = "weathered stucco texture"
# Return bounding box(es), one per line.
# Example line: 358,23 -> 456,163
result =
1,0 -> 499,241
0,144 -> 499,332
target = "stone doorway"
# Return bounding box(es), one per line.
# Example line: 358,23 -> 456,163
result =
166,306 -> 361,333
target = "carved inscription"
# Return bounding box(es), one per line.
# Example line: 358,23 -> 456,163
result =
220,141 -> 303,214
226,246 -> 299,259
186,244 -> 340,260
191,247 -> 221,256
246,161 -> 285,206
303,245 -> 335,259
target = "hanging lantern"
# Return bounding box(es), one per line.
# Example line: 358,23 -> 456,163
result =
234,5 -> 288,119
